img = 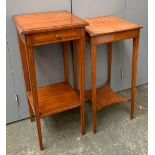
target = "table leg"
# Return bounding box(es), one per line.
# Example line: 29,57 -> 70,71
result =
72,40 -> 77,90
131,35 -> 140,119
17,34 -> 34,122
91,40 -> 97,133
63,41 -> 69,82
79,29 -> 85,135
107,42 -> 112,84
25,35 -> 44,150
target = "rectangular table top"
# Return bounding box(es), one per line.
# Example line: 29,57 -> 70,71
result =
85,16 -> 142,36
13,10 -> 88,35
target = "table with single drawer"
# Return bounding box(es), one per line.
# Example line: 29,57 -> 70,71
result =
13,10 -> 88,150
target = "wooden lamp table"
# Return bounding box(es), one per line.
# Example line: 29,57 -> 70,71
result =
13,10 -> 88,150
84,16 -> 142,133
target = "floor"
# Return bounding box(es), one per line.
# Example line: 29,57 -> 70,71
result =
6,84 -> 148,155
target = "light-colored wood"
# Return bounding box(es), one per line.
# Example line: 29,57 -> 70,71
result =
131,32 -> 140,119
17,33 -> 34,121
85,83 -> 128,111
85,16 -> 142,133
14,10 -> 88,150
63,41 -> 69,82
27,82 -> 80,117
85,16 -> 142,36
107,42 -> 112,84
13,10 -> 88,34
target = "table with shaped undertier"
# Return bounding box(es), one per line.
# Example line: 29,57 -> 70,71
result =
84,16 -> 142,133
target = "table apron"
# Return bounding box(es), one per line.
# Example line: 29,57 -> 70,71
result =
87,29 -> 140,44
31,28 -> 82,46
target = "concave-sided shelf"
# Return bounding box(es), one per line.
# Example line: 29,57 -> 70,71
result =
27,82 -> 80,117
85,83 -> 128,111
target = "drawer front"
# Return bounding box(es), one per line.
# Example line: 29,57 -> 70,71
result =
31,28 -> 81,46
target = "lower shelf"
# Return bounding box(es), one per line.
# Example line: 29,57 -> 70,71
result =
85,83 -> 129,111
27,82 -> 80,117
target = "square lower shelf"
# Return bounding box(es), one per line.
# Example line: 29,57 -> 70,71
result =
85,83 -> 129,111
27,82 -> 80,117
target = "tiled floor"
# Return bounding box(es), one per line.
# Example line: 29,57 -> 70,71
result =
6,84 -> 148,155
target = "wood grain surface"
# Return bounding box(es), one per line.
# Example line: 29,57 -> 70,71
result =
85,16 -> 142,36
13,10 -> 88,34
27,82 -> 80,117
85,83 -> 128,111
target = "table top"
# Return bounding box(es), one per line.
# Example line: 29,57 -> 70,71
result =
85,16 -> 142,36
13,10 -> 89,35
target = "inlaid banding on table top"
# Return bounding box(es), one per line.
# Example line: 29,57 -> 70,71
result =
85,16 -> 142,36
13,10 -> 89,34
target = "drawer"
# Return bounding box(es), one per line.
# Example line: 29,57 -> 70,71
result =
31,28 -> 81,46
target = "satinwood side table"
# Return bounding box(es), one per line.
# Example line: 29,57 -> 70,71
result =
84,16 -> 142,133
13,10 -> 88,150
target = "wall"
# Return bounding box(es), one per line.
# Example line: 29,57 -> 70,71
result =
73,0 -> 148,90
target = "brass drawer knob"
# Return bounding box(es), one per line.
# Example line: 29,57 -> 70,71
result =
56,34 -> 61,40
